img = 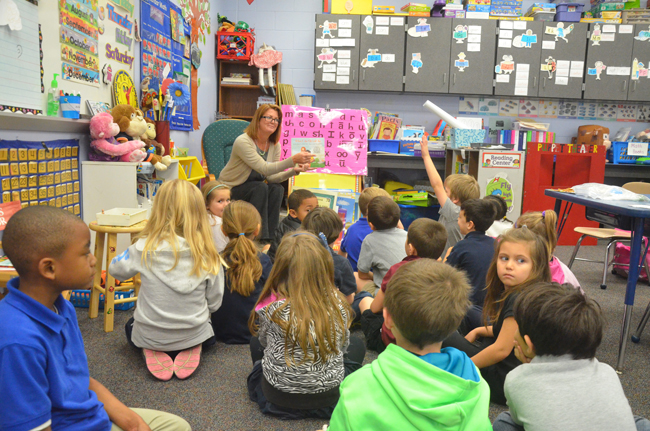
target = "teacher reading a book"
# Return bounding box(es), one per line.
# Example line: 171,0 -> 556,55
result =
219,104 -> 314,243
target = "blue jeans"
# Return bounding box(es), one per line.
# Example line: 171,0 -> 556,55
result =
493,412 -> 650,431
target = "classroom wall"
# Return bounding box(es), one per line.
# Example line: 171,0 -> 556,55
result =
219,0 -> 650,144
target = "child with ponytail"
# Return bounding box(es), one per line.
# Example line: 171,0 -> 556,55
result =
515,210 -> 581,290
211,201 -> 273,344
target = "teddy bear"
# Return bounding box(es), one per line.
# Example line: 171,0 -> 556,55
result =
88,112 -> 146,162
140,118 -> 172,171
111,104 -> 149,145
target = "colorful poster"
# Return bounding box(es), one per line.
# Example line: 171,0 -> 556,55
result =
59,0 -> 99,86
486,176 -> 515,212
281,106 -> 368,176
481,152 -> 522,169
61,45 -> 100,71
61,62 -> 100,86
170,8 -> 182,42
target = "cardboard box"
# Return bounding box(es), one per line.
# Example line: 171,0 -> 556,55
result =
332,0 -> 372,14
450,129 -> 487,149
96,208 -> 147,227
373,5 -> 395,12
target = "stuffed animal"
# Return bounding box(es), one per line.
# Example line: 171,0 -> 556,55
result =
88,112 -> 146,162
111,104 -> 149,144
141,118 -> 172,171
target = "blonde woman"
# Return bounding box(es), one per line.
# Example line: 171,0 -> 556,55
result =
247,233 -> 366,419
211,201 -> 272,344
218,104 -> 314,243
109,179 -> 225,381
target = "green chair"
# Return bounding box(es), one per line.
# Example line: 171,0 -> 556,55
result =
201,119 -> 250,181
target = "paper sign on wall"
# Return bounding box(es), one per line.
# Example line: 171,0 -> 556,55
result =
486,174 -> 516,212
281,105 -> 368,175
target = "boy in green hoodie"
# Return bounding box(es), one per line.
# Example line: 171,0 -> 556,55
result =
329,259 -> 492,431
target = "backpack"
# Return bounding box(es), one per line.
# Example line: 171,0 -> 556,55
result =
612,239 -> 650,281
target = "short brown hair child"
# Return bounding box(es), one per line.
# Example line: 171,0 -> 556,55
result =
461,199 -> 498,233
446,174 -> 480,204
301,207 -> 344,245
367,196 -> 401,230
358,187 -> 391,217
407,218 -> 447,259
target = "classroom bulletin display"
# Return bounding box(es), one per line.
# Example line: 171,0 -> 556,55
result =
140,0 -> 193,130
0,140 -> 81,216
281,106 -> 369,176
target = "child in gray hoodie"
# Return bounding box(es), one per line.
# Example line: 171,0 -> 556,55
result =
110,179 -> 225,381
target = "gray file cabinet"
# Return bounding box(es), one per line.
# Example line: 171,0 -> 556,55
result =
404,18 -> 452,93
584,23 -> 634,100
314,15 -> 361,91
537,22 -> 588,99
494,21 -> 543,97
358,15 -> 406,91
448,19 -> 497,95
627,23 -> 650,101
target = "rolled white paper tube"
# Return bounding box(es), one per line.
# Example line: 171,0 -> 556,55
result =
423,100 -> 464,129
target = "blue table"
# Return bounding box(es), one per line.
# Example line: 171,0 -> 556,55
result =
546,189 -> 650,372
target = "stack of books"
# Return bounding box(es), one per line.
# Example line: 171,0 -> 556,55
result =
370,112 -> 402,140
401,2 -> 432,15
221,73 -> 252,85
495,129 -> 556,150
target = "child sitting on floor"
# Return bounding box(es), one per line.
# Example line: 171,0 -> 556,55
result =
211,201 -> 272,344
484,194 -> 513,238
356,196 -> 408,294
339,187 -> 391,271
420,137 -> 480,257
267,188 -> 318,261
515,210 -> 581,290
301,207 -> 356,304
446,198 -> 498,333
0,206 -> 190,430
110,179 -> 224,381
493,282 -> 650,431
202,180 -> 231,252
329,259 -> 492,430
443,228 -> 551,405
248,233 -> 365,419
358,218 -> 447,352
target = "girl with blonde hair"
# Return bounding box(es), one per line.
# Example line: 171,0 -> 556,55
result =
110,179 -> 224,381
211,201 -> 273,344
515,209 -> 581,289
247,233 -> 366,419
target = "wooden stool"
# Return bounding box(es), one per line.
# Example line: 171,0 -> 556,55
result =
88,220 -> 146,332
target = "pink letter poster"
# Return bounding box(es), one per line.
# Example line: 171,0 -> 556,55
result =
281,106 -> 368,176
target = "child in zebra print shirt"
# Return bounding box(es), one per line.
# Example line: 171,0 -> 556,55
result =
247,232 -> 366,419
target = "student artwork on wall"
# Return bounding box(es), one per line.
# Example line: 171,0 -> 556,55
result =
281,106 -> 368,176
0,140 -> 81,216
140,0 -> 192,131
59,0 -> 100,87
0,0 -> 43,114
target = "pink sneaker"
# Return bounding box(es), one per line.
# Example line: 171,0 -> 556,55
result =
173,345 -> 202,379
143,349 -> 174,381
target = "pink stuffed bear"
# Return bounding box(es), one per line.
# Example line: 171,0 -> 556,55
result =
88,112 -> 146,162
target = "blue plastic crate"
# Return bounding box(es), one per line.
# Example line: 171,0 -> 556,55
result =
398,204 -> 441,229
609,141 -> 650,164
369,139 -> 400,153
69,289 -> 135,310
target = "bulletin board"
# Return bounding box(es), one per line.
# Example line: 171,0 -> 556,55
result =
280,105 -> 369,176
0,140 -> 81,216
140,0 -> 192,130
29,1 -> 140,117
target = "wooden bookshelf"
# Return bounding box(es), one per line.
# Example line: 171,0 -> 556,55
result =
217,59 -> 279,120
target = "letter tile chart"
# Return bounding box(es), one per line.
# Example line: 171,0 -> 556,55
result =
0,140 -> 81,216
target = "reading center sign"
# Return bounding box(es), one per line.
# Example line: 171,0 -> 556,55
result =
281,105 -> 368,176
481,152 -> 522,169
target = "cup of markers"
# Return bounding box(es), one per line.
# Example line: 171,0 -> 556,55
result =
60,91 -> 81,119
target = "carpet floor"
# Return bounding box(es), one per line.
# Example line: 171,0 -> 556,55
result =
80,243 -> 650,430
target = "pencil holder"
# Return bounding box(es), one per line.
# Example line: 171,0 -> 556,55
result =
155,121 -> 170,156
61,95 -> 81,119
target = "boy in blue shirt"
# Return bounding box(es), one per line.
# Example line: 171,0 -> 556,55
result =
0,206 -> 190,431
329,259 -> 491,430
446,198 -> 497,333
340,187 -> 391,271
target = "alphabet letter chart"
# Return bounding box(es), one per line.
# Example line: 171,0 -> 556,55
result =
281,105 -> 368,176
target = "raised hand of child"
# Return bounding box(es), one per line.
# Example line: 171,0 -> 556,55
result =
420,135 -> 429,159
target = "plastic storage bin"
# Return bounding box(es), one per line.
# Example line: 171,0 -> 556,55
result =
69,289 -> 135,311
531,10 -> 556,19
398,204 -> 440,229
608,141 -> 650,164
369,139 -> 400,153
554,3 -> 583,21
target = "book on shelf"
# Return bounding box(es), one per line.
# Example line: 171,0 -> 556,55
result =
222,77 -> 252,84
372,115 -> 402,140
299,94 -> 315,107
